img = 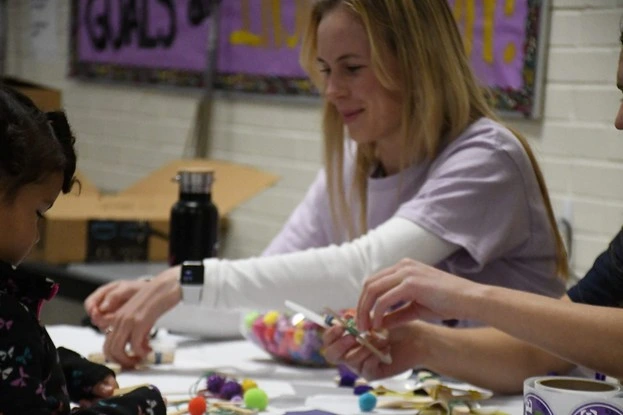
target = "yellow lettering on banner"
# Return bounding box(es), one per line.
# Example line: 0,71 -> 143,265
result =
271,0 -> 283,48
483,0 -> 495,64
503,0 -> 517,64
504,42 -> 516,63
453,0 -> 519,67
453,0 -> 475,57
505,0 -> 515,16
287,0 -> 311,49
230,0 -> 268,47
230,0 -> 310,49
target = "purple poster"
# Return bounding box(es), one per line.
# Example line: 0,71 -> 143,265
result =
70,0 -> 548,116
217,0 -> 308,77
77,0 -> 210,71
448,0 -> 528,90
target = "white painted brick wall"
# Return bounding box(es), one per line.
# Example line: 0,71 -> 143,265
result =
4,1 -> 623,279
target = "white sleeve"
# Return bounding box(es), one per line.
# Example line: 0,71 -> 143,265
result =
201,217 -> 459,312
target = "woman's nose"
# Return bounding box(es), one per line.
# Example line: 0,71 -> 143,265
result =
325,75 -> 347,101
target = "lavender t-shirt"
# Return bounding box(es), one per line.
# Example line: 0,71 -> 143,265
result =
263,118 -> 564,298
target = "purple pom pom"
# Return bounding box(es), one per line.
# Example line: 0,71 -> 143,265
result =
230,395 -> 243,404
339,372 -> 358,387
354,384 -> 373,395
338,364 -> 357,378
220,380 -> 242,400
207,374 -> 225,394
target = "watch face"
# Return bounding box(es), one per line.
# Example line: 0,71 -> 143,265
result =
181,264 -> 204,285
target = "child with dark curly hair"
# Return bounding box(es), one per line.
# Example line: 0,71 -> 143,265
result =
0,85 -> 166,414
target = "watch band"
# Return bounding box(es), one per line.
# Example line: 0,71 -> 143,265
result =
181,285 -> 202,303
180,261 -> 204,304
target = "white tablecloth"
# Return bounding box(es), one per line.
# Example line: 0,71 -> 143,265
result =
48,325 -> 524,415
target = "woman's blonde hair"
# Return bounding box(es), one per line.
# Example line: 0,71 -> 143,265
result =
300,0 -> 568,279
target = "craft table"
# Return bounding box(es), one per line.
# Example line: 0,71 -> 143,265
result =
48,325 -> 525,415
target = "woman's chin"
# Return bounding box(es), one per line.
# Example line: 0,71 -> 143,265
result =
346,132 -> 373,145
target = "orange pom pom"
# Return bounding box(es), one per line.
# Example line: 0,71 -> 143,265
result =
188,395 -> 207,415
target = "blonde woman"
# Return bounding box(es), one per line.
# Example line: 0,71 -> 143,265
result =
85,0 -> 567,368
322,32 -> 623,393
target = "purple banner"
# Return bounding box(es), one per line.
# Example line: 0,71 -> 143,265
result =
71,0 -> 546,116
76,0 -> 308,76
448,0 -> 528,90
217,0 -> 308,77
77,0 -> 210,71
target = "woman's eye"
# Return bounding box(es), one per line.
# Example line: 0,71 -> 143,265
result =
347,65 -> 363,73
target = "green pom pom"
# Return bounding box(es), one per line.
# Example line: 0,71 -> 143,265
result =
243,387 -> 269,410
244,311 -> 261,330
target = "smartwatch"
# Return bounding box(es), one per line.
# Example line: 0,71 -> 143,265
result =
180,261 -> 204,304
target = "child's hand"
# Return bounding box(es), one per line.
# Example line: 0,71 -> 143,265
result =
78,374 -> 119,408
94,385 -> 167,415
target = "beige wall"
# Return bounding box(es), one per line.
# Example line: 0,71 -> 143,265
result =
5,0 -> 623,278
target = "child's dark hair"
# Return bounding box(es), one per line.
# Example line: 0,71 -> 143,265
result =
0,85 -> 77,201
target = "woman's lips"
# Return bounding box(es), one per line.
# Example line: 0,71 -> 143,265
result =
341,109 -> 364,123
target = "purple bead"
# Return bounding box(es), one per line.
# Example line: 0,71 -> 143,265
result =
354,385 -> 373,395
207,374 -> 225,394
220,380 -> 242,400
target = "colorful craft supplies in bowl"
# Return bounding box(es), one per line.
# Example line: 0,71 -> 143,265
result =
242,309 -> 353,367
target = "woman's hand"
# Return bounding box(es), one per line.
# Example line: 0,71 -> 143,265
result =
356,259 -> 484,332
322,322 -> 430,381
85,279 -> 148,330
85,267 -> 183,368
77,374 -> 119,409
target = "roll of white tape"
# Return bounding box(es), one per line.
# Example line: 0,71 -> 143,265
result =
524,376 -> 623,415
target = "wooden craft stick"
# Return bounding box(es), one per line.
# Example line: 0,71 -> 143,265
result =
167,397 -> 192,406
88,350 -> 175,366
167,401 -> 257,415
324,306 -> 393,365
213,402 -> 257,414
113,383 -> 151,396
284,300 -> 392,365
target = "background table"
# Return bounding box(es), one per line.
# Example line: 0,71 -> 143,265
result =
48,325 -> 525,415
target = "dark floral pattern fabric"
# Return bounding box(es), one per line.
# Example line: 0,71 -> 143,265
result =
0,261 -> 165,415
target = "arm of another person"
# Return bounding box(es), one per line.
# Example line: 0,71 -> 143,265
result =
86,169 -> 335,327
95,217 -> 460,367
462,289 -> 623,379
324,319 -> 573,394
356,258 -> 623,383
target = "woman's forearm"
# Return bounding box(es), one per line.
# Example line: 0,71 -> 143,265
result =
200,218 -> 457,312
462,285 -> 623,378
415,322 -> 573,394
